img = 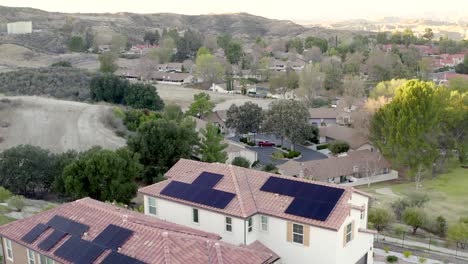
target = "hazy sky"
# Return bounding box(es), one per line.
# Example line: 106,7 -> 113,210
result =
1,0 -> 467,22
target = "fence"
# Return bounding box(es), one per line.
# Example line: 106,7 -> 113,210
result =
375,226 -> 468,262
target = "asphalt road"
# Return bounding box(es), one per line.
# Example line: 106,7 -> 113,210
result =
229,134 -> 327,165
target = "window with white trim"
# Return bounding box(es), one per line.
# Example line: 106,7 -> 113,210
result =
292,223 -> 304,244
148,197 -> 157,215
5,238 -> 13,260
361,210 -> 365,220
225,217 -> 232,232
260,215 -> 268,231
27,249 -> 36,264
192,208 -> 199,224
247,217 -> 253,232
39,255 -> 55,264
345,223 -> 353,244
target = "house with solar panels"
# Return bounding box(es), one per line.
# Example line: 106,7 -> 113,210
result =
0,198 -> 279,264
139,159 -> 376,264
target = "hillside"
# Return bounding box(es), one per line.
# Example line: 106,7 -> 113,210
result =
0,5 -> 362,53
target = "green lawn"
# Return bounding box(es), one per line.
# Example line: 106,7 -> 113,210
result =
358,167 -> 468,224
0,215 -> 15,226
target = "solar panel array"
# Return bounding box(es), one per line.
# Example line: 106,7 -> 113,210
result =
191,171 -> 224,188
38,229 -> 67,251
21,223 -> 48,243
47,215 -> 89,236
161,181 -> 235,209
101,251 -> 145,264
93,224 -> 134,250
260,176 -> 345,221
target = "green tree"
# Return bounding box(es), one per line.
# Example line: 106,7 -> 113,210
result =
329,141 -> 350,155
90,74 -> 129,104
304,37 -> 328,53
0,145 -> 59,196
187,92 -> 215,118
149,37 -> 175,64
298,64 -> 325,104
448,221 -> 468,249
176,29 -> 203,61
144,31 -> 160,45
231,157 -> 251,168
403,207 -> 427,234
263,100 -> 314,149
370,80 -> 447,177
402,28 -> 416,46
68,36 -> 84,52
98,52 -> 118,73
194,54 -> 224,84
369,207 -> 394,232
110,34 -> 128,53
376,32 -> 389,44
51,61 -> 72,67
226,102 -> 264,134
128,118 -> 199,183
226,41 -> 243,64
124,83 -> 165,111
200,123 -> 228,163
217,33 -> 232,51
196,47 -> 211,58
63,147 -> 142,204
370,79 -> 407,99
422,28 -> 434,42
322,57 -> 343,92
287,38 -> 304,54
435,216 -> 448,237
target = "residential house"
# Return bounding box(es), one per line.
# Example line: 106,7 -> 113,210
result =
150,72 -> 193,85
309,108 -> 339,126
97,45 -> 111,53
205,110 -> 228,134
320,125 -> 373,151
115,68 -> 140,81
433,72 -> 468,85
269,59 -> 287,72
247,84 -> 270,98
289,60 -> 306,71
433,53 -> 466,69
0,198 -> 278,264
278,150 -> 397,186
139,159 -> 375,264
157,63 -> 184,73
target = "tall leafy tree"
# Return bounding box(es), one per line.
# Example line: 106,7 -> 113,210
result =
68,36 -> 85,52
124,83 -> 165,111
194,54 -> 224,84
63,147 -> 142,204
128,118 -> 199,183
187,92 -> 215,118
200,123 -> 228,163
370,80 -> 445,177
90,74 -> 129,104
226,41 -> 243,64
225,102 -> 263,134
98,52 -> 118,73
304,36 -> 328,53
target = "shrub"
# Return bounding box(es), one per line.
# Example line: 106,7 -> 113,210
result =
284,150 -> 301,159
8,195 -> 25,212
0,187 -> 12,203
386,255 -> 398,263
391,198 -> 411,221
247,142 -> 256,147
328,140 -> 350,154
403,251 -> 412,258
51,61 -> 72,67
263,163 -> 278,173
419,257 -> 427,263
251,160 -> 260,167
232,157 -> 251,168
272,151 -> 284,160
403,207 -> 427,234
239,137 -> 248,144
384,246 -> 390,253
316,144 -> 329,150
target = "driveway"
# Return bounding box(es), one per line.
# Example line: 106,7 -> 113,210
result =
228,134 -> 327,165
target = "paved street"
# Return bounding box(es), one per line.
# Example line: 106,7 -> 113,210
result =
228,134 -> 327,165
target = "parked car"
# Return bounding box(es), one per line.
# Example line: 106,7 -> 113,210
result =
258,141 -> 275,147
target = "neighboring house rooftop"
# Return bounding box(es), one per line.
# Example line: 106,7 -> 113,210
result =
139,159 -> 369,231
151,72 -> 191,82
0,198 -> 278,264
278,150 -> 390,181
320,125 -> 370,150
308,108 -> 339,119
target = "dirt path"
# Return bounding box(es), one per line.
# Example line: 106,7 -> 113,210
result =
0,96 -> 126,153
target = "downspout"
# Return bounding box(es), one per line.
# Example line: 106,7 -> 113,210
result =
244,219 -> 247,245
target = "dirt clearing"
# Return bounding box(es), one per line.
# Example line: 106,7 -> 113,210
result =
0,96 -> 126,153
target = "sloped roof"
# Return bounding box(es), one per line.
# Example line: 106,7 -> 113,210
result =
0,198 -> 277,264
139,159 -> 363,231
308,107 -> 339,119
278,150 -> 391,181
320,125 -> 370,149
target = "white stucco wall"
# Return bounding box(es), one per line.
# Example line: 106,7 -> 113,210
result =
227,149 -> 258,166
144,193 -> 374,264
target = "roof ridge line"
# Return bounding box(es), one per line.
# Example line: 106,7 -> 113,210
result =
228,165 -> 247,217
215,243 -> 224,264
162,232 -> 171,264
240,167 -> 259,214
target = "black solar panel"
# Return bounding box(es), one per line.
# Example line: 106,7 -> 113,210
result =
260,176 -> 345,221
54,236 -> 83,262
192,171 -> 224,188
161,181 -> 235,209
101,251 -> 145,264
38,229 -> 67,251
93,224 -> 134,250
21,223 -> 48,243
47,215 -> 89,236
75,243 -> 106,264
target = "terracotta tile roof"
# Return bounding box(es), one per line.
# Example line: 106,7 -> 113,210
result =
245,241 -> 280,262
278,150 -> 390,181
139,159 -> 359,231
0,198 -> 276,264
320,125 -> 370,149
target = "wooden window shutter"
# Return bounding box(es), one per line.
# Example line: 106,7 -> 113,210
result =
286,222 -> 293,242
343,225 -> 347,247
351,220 -> 355,240
303,225 -> 310,247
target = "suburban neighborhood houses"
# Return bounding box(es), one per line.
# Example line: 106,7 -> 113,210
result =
0,2 -> 467,264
